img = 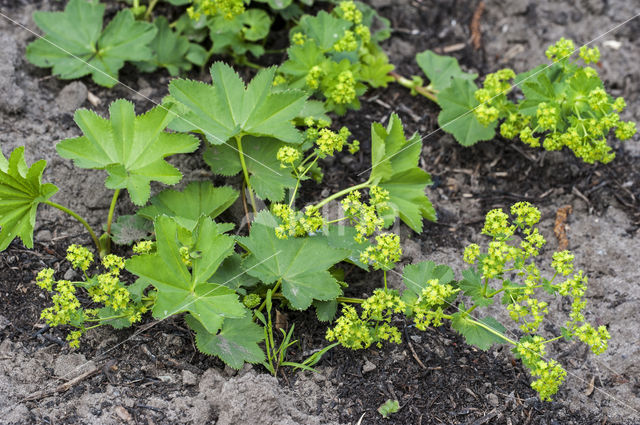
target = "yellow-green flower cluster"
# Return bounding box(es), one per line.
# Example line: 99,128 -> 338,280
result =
333,30 -> 358,52
133,240 -> 154,255
579,45 -> 600,64
513,336 -> 566,401
41,279 -> 81,327
336,1 -> 362,24
341,190 -> 385,242
481,209 -> 515,239
463,243 -> 480,264
292,32 -> 307,46
276,146 -> 301,168
328,70 -> 357,105
360,233 -> 401,271
545,37 -> 575,62
411,279 -> 458,330
474,68 -> 515,126
369,186 -> 390,208
315,127 -> 351,157
272,204 -> 325,239
179,246 -> 192,267
66,244 -> 93,272
305,65 -> 324,90
326,289 -> 404,349
187,0 -> 244,20
575,323 -> 610,355
243,293 -> 261,309
36,268 -> 55,291
551,250 -> 574,276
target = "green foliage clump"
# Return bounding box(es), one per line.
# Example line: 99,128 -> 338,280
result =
473,38 -> 636,163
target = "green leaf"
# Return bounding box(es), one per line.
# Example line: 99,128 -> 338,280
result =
298,11 -> 351,50
169,62 -> 308,145
126,216 -> 245,334
416,50 -> 477,92
458,267 -> 494,307
238,211 -> 350,310
451,313 -> 506,351
279,41 -> 326,89
110,214 -> 153,245
519,72 -> 558,116
56,99 -> 199,206
313,299 -> 338,322
0,147 -> 58,251
137,181 -> 238,231
210,253 -> 259,292
203,136 -> 296,202
368,114 -> 435,232
360,47 -> 395,88
186,314 -> 265,369
437,78 -> 497,146
324,224 -> 370,270
26,0 -> 157,87
136,17 -> 194,76
402,261 -> 454,296
254,0 -> 293,10
378,399 -> 400,418
241,9 -> 272,41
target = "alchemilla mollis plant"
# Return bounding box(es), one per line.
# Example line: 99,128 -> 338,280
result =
3,0 -> 635,403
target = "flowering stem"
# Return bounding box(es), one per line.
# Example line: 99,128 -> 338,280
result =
143,0 -> 159,20
389,71 -> 438,103
467,315 -> 518,345
44,200 -> 100,253
256,280 -> 282,315
104,189 -> 120,255
383,270 -> 388,291
312,180 -> 372,211
236,135 -> 257,214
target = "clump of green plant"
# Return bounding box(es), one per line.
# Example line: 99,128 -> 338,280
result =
277,0 -> 393,114
396,40 -> 636,161
326,202 -> 609,401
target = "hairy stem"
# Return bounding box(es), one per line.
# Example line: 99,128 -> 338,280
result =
236,135 -> 257,214
256,280 -> 282,315
467,315 -> 517,345
104,189 -> 120,255
311,180 -> 372,211
44,201 -> 100,253
389,71 -> 439,103
144,0 -> 159,20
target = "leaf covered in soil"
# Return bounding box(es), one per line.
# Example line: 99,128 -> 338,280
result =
168,62 -> 308,145
26,0 -> 157,87
137,181 -> 238,231
126,216 -> 245,334
56,99 -> 199,206
368,114 -> 436,232
0,147 -> 58,251
238,211 -> 350,310
186,314 -> 265,369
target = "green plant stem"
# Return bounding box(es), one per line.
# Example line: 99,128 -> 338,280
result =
44,200 -> 100,253
383,270 -> 388,291
312,180 -> 371,211
289,156 -> 319,208
467,315 -> 518,345
144,0 -> 159,20
256,280 -> 282,314
336,296 -> 364,304
105,189 -> 120,254
389,71 -> 438,103
236,135 -> 257,214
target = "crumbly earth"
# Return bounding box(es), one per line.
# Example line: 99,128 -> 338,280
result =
1,0 -> 640,424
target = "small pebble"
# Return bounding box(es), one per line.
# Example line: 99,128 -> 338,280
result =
487,393 -> 500,407
182,370 -> 198,386
362,360 -> 376,374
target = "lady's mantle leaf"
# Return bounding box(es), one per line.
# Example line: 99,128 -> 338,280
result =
0,147 -> 58,251
402,261 -> 454,296
458,267 -> 494,307
186,314 -> 265,369
168,62 -> 308,145
368,114 -> 435,233
238,211 -> 350,310
56,99 -> 199,206
437,79 -> 496,146
26,0 -> 157,87
203,136 -> 297,202
126,216 -> 245,334
137,181 -> 238,230
136,16 -> 197,76
416,50 -> 477,92
451,313 -> 506,351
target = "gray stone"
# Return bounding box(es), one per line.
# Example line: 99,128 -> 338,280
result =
362,359 -> 376,374
487,393 -> 500,407
53,354 -> 95,378
182,370 -> 198,386
0,33 -> 24,113
56,82 -> 87,113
